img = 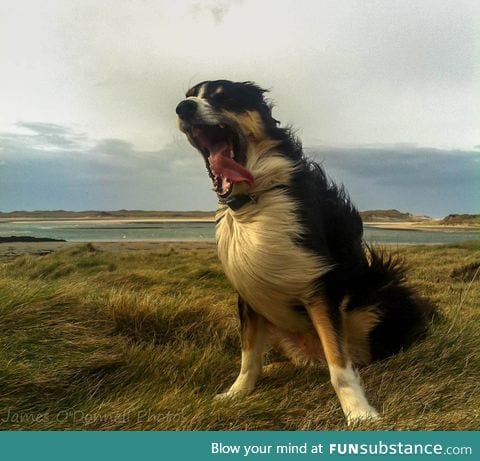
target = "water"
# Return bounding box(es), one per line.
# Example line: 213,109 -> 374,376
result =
0,221 -> 478,245
364,226 -> 478,245
0,221 -> 215,242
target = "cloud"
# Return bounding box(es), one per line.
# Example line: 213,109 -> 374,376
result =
308,145 -> 480,185
0,122 -> 89,153
191,0 -> 243,25
0,122 -> 478,215
2,1 -> 478,152
306,145 -> 480,217
0,123 -> 202,175
0,123 -> 214,211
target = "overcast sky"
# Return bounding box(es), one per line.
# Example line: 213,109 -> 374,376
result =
0,0 -> 479,216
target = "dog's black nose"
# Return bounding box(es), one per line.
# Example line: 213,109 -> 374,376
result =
176,99 -> 197,121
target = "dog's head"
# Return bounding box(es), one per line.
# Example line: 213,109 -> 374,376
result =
176,80 -> 281,199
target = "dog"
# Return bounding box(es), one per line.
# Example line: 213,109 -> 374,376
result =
176,80 -> 434,424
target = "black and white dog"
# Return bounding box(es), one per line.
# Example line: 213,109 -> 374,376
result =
176,80 -> 433,424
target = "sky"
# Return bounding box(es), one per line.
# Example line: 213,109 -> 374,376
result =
0,0 -> 479,216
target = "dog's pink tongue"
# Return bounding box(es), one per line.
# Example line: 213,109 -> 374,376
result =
208,143 -> 255,187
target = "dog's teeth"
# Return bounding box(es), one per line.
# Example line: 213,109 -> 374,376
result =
230,149 -> 234,158
219,124 -> 225,128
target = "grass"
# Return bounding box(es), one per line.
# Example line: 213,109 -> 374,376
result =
0,241 -> 479,430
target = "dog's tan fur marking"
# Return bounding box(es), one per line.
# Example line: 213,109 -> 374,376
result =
241,305 -> 263,350
344,307 -> 380,365
238,111 -> 267,142
267,306 -> 380,367
219,110 -> 268,145
217,311 -> 268,398
306,300 -> 346,368
268,325 -> 325,366
306,299 -> 379,423
197,83 -> 206,99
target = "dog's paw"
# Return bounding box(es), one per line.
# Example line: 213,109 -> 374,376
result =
346,406 -> 380,426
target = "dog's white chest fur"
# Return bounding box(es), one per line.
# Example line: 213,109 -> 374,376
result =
216,188 -> 328,331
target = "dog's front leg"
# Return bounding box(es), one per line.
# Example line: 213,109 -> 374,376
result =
306,298 -> 379,424
216,296 -> 267,399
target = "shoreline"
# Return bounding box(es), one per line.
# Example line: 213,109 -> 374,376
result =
0,218 -> 477,260
0,241 -> 217,260
365,221 -> 480,232
1,238 -> 476,261
1,217 -> 479,232
0,217 -> 215,225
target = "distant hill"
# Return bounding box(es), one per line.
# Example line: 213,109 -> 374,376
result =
440,214 -> 480,225
360,209 -> 431,222
0,210 -> 216,220
2,209 -> 478,225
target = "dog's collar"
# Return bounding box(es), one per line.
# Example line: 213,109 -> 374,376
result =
219,194 -> 256,211
218,185 -> 288,211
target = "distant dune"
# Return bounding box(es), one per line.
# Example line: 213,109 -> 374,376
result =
440,214 -> 480,226
0,210 -> 216,221
359,210 -> 480,231
359,209 -> 431,222
0,209 -> 479,229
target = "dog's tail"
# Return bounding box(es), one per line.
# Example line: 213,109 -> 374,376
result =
344,246 -> 436,363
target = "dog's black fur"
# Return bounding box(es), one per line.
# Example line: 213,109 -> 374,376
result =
289,158 -> 433,360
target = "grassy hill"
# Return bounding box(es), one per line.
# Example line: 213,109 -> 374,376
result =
0,242 -> 479,430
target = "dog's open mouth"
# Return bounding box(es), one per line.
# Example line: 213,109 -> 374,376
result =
190,124 -> 254,198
